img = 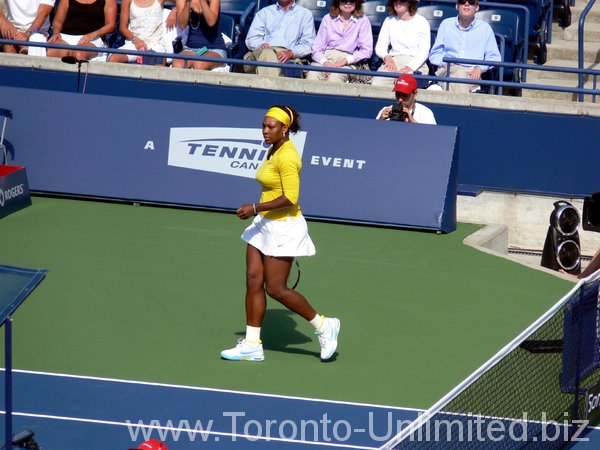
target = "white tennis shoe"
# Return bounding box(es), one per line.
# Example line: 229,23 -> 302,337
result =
221,339 -> 264,361
316,317 -> 340,361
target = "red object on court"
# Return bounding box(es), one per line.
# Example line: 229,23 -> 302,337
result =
129,439 -> 169,450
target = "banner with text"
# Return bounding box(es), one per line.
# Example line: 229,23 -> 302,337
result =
0,165 -> 31,219
0,87 -> 457,232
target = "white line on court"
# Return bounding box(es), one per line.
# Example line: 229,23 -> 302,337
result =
1,368 -> 423,412
0,410 -> 380,449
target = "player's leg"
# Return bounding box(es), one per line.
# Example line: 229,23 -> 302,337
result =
264,256 -> 340,361
221,244 -> 266,361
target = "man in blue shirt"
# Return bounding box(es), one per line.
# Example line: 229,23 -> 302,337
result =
244,0 -> 316,77
428,0 -> 501,93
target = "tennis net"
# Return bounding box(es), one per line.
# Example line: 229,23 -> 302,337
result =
381,269 -> 600,449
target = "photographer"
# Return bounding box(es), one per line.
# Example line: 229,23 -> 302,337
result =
376,74 -> 436,124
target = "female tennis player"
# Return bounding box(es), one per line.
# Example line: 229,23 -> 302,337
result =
221,105 -> 340,362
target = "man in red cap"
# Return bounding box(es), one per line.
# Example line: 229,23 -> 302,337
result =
376,74 -> 436,124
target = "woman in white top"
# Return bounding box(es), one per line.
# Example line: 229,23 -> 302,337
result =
107,0 -> 176,64
371,0 -> 430,88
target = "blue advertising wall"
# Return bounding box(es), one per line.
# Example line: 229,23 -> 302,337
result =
0,86 -> 458,233
0,66 -> 597,198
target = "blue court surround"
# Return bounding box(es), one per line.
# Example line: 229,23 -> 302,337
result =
0,370 -> 420,449
2,370 -> 600,449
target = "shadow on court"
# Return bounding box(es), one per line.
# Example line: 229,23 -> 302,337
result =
0,196 -> 585,448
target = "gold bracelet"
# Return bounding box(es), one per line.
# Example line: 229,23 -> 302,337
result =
252,203 -> 257,215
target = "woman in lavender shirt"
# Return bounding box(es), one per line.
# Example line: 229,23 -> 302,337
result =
305,0 -> 372,83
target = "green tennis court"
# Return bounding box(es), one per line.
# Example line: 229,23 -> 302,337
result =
0,196 -> 573,410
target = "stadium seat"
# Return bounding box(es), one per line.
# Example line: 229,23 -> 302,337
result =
361,0 -> 389,71
220,1 -> 257,62
476,8 -> 525,85
362,0 -> 389,38
220,13 -> 237,58
417,4 -> 456,76
255,0 -> 275,11
220,0 -> 257,24
485,0 -> 552,64
418,3 -> 457,43
295,0 -> 332,29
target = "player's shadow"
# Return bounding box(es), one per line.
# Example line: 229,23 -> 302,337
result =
236,309 -> 320,359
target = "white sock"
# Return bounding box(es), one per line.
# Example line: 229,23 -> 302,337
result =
245,325 -> 261,344
309,314 -> 324,330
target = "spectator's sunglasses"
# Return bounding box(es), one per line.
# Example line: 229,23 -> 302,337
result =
340,0 -> 356,3
457,0 -> 478,4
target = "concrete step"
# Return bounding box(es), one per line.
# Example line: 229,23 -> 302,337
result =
544,37 -> 600,63
570,9 -> 600,25
564,20 -> 600,41
570,1 -> 600,23
521,77 -> 599,101
525,58 -> 600,82
520,1 -> 600,101
551,0 -> 600,40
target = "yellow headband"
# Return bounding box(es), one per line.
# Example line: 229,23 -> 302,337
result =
265,107 -> 292,127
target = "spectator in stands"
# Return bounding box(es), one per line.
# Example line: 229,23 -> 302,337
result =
376,74 -> 436,124
172,0 -> 228,70
428,0 -> 501,93
107,0 -> 176,65
244,0 -> 316,77
371,0 -> 430,88
305,0 -> 372,83
0,0 -> 54,56
47,0 -> 118,61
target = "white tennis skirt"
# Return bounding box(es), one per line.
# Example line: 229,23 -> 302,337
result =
241,214 -> 316,257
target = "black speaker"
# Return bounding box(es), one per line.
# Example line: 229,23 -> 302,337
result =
541,201 -> 581,274
583,192 -> 600,232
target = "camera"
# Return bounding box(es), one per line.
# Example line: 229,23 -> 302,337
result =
389,103 -> 407,122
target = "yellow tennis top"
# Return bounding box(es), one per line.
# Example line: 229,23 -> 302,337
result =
256,140 -> 302,221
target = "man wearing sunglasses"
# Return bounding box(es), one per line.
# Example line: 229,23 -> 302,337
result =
428,0 -> 500,93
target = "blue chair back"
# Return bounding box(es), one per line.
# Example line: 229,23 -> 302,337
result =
220,0 -> 258,33
361,0 -> 389,37
484,0 -> 551,63
220,0 -> 256,20
294,0 -> 331,28
418,3 -> 457,41
219,13 -> 237,57
476,8 -> 523,83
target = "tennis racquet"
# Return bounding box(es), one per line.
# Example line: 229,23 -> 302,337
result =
288,258 -> 301,289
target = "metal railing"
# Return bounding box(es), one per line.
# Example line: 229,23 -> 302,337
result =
444,56 -> 599,101
578,0 -> 597,101
1,38 -> 599,102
